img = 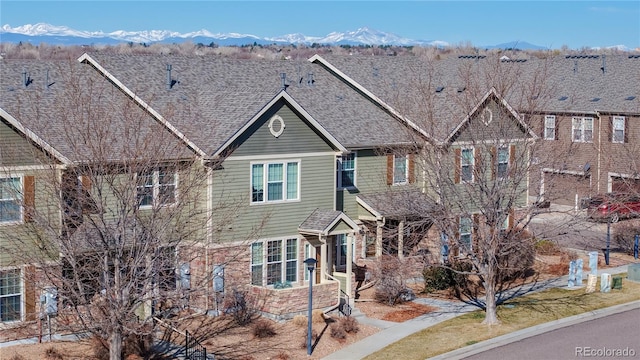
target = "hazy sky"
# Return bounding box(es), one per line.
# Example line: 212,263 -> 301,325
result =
1,1 -> 639,49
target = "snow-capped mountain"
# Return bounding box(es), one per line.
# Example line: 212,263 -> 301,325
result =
0,22 -> 560,50
0,23 -> 447,47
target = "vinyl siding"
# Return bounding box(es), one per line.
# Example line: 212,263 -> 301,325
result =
338,149 -> 388,218
0,119 -> 50,167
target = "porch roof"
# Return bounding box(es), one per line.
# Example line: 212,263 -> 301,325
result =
298,208 -> 359,237
357,188 -> 438,221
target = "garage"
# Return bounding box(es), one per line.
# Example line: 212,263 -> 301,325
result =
543,172 -> 592,207
611,176 -> 640,193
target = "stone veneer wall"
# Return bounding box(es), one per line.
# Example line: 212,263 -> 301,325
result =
250,281 -> 340,320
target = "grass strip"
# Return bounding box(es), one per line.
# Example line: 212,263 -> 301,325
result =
364,275 -> 640,360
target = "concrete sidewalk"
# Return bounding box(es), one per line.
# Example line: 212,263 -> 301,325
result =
322,264 -> 633,360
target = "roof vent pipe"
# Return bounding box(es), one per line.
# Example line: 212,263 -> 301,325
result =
45,69 -> 50,90
601,55 -> 606,74
166,64 -> 172,90
307,72 -> 314,86
22,69 -> 28,88
281,72 -> 288,91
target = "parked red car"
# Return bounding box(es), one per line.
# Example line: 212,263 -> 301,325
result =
587,193 -> 640,223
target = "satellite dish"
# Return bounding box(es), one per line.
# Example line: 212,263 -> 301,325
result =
584,162 -> 591,172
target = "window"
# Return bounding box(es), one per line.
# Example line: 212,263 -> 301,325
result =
497,146 -> 510,179
335,234 -> 355,268
459,216 -> 473,253
461,148 -> 474,182
337,153 -> 356,189
251,238 -> 298,286
572,117 -> 593,142
0,177 -> 21,224
137,168 -> 177,208
393,154 -> 408,185
612,116 -> 625,143
544,115 -> 556,140
1,269 -> 22,322
251,161 -> 299,203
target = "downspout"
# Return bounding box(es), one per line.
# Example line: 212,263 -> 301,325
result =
205,165 -> 214,311
596,110 -> 602,193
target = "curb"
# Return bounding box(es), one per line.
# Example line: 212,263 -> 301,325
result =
429,300 -> 640,360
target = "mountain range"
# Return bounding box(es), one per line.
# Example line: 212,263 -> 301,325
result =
0,22 -> 556,50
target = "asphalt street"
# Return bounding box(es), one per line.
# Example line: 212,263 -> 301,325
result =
463,307 -> 640,360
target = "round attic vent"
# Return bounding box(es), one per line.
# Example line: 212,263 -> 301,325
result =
268,115 -> 285,138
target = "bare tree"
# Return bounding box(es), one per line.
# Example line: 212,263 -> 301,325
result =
0,60 -> 249,359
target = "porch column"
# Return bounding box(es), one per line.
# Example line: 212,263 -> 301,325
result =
346,233 -> 353,300
398,220 -> 404,260
320,238 -> 328,283
376,219 -> 384,258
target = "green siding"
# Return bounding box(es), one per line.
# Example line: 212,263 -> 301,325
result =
212,154 -> 336,243
338,149 -> 387,219
455,100 -> 529,143
230,104 -> 334,157
0,119 -> 49,167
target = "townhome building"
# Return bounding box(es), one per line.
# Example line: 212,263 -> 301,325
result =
1,51 -> 635,339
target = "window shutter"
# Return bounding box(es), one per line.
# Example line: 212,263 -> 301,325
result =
386,154 -> 393,185
508,208 -> 515,229
554,117 -> 559,140
509,144 -> 516,176
474,148 -> 482,179
609,116 -> 614,142
624,117 -> 629,143
472,214 -> 480,252
408,154 -> 416,184
454,148 -> 461,184
453,218 -> 460,257
490,146 -> 497,180
80,175 -> 92,190
24,176 -> 35,222
24,265 -> 36,321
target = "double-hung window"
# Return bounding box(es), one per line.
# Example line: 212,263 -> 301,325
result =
0,177 -> 22,224
337,153 -> 356,189
544,115 -> 556,140
572,117 -> 593,142
0,269 -> 22,322
251,161 -> 299,203
393,154 -> 408,185
497,146 -> 510,179
459,216 -> 473,253
251,239 -> 298,286
612,116 -> 625,143
461,148 -> 474,182
137,168 -> 177,208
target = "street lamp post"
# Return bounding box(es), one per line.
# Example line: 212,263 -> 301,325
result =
304,257 -> 317,356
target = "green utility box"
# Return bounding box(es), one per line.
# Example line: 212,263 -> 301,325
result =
612,276 -> 623,290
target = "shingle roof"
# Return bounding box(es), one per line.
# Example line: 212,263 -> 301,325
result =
0,59 -> 196,163
316,54 -> 640,140
298,208 -> 355,234
357,188 -> 437,219
82,53 -> 417,154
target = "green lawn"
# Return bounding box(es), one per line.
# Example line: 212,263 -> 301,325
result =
364,275 -> 640,360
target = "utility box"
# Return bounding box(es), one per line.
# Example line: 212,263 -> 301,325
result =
628,263 -> 640,282
612,276 -> 623,290
213,265 -> 225,293
41,287 -> 58,316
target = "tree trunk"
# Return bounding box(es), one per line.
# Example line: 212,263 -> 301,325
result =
110,329 -> 122,360
482,267 -> 500,325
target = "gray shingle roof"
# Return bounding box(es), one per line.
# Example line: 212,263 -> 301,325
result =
357,188 -> 437,219
1,59 -> 195,163
83,53 -> 416,154
298,208 -> 346,233
317,54 -> 640,140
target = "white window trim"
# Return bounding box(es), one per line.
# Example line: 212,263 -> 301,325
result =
393,154 -> 409,185
544,115 -> 556,140
137,169 -> 178,209
460,147 -> 475,183
250,237 -> 300,287
612,116 -> 625,144
0,175 -> 24,226
497,146 -> 510,179
0,267 -> 23,323
337,152 -> 357,189
571,117 -> 594,143
335,233 -> 356,268
250,160 -> 301,204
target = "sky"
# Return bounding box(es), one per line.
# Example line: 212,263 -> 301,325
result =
1,1 -> 639,49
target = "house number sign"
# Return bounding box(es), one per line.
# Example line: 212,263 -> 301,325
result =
268,115 -> 285,138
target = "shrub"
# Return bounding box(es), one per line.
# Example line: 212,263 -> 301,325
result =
497,229 -> 537,282
535,239 -> 560,255
613,223 -> 640,255
423,266 -> 455,293
123,333 -> 154,358
291,315 -> 307,327
224,288 -> 259,325
338,316 -> 360,334
299,329 -> 318,349
45,347 -> 64,360
330,323 -> 347,340
252,319 -> 277,338
373,255 -> 413,305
